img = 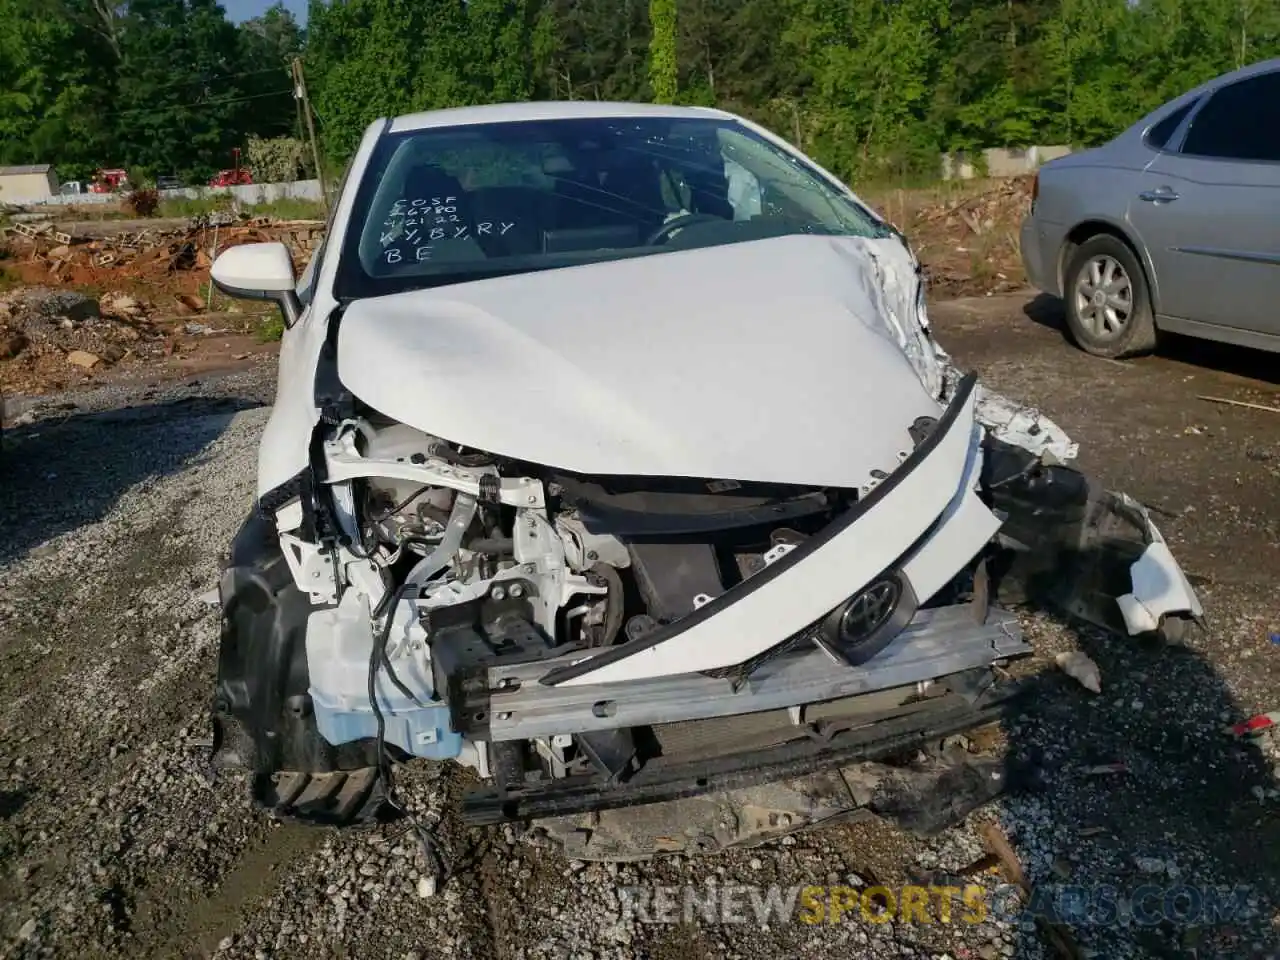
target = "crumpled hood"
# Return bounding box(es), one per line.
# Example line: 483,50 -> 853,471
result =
336,234 -> 946,489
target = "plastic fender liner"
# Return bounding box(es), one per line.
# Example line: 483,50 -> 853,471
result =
541,373 -> 981,687
211,510 -> 381,795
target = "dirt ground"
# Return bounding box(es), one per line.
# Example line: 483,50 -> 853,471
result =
0,215 -> 320,398
1,288 -> 1278,959
0,180 -> 1026,400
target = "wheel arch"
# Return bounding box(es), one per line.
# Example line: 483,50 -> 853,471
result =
1058,219 -> 1161,317
213,509 -> 380,778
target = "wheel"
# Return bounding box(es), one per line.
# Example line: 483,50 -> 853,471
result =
1062,234 -> 1157,359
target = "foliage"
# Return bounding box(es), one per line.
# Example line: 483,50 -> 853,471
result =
648,0 -> 678,103
247,136 -> 308,183
0,0 -> 303,183
124,187 -> 160,217
154,193 -> 324,220
0,0 -> 1277,190
156,192 -> 236,218
258,311 -> 285,342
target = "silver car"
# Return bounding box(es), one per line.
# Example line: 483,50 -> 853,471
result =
1021,57 -> 1280,358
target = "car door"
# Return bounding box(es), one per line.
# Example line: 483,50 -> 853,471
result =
1127,70 -> 1280,336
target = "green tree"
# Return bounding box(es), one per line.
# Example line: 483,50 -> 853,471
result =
649,0 -> 677,103
306,0 -> 425,158
467,0 -> 535,103
536,0 -> 652,101
0,0 -> 115,175
306,0 -> 478,157
237,4 -> 304,143
109,0 -> 253,179
4,0 -> 1280,185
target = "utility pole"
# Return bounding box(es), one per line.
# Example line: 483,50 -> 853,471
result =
292,57 -> 328,213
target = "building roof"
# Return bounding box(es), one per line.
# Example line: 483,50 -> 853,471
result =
0,164 -> 53,176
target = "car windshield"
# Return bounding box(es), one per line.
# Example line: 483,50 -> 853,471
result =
335,115 -> 888,299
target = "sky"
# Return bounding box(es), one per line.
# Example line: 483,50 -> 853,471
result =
222,0 -> 308,25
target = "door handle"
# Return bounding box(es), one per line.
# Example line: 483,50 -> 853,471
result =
1139,186 -> 1179,203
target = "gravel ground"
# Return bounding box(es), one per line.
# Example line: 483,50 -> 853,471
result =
1,294 -> 1279,959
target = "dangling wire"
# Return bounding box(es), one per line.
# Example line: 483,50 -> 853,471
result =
366,580 -> 451,887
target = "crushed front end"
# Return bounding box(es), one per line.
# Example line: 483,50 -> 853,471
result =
211,370 -> 1201,856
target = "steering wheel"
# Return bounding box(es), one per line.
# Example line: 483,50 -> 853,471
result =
645,212 -> 723,246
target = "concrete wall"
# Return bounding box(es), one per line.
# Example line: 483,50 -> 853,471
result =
158,179 -> 324,203
0,171 -> 58,203
18,178 -> 323,207
20,193 -> 116,207
941,145 -> 1073,180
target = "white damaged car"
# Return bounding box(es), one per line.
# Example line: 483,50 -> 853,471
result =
208,103 -> 1202,858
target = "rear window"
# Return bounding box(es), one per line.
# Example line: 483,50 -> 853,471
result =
1144,100 -> 1197,150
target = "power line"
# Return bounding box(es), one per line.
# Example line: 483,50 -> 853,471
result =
96,88 -> 295,122
123,64 -> 293,97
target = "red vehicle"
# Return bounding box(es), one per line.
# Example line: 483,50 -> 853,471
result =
90,168 -> 129,193
209,168 -> 253,187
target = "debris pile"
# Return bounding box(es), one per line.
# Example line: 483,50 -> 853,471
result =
1,216 -> 324,290
0,287 -> 168,392
916,177 -> 1033,297
0,214 -> 321,394
872,177 -> 1035,298
0,284 -> 264,394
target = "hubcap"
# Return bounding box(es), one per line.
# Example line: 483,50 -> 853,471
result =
1073,255 -> 1132,340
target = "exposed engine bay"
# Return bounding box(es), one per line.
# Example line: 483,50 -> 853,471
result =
213,366 -> 1202,858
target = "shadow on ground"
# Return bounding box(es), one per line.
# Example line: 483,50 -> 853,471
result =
1023,293 -> 1280,387
0,395 -> 262,565
989,548 -> 1280,955
995,630 -> 1280,956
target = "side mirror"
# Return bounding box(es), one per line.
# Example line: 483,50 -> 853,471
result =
210,242 -> 302,328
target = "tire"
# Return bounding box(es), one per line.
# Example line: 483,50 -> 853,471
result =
1062,234 -> 1158,359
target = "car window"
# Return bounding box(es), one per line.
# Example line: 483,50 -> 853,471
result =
335,116 -> 889,300
1144,99 -> 1198,150
1180,72 -> 1280,162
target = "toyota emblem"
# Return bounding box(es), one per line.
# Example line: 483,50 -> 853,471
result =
839,578 -> 901,644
